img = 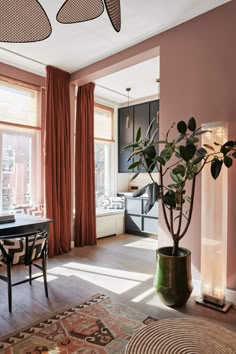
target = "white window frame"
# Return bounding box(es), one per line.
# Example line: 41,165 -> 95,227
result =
0,77 -> 42,213
94,103 -> 115,204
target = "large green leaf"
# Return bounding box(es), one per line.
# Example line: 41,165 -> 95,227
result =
188,117 -> 196,131
220,140 -> 235,155
156,156 -> 166,166
224,140 -> 235,147
196,147 -> 207,156
211,158 -> 223,179
122,142 -> 140,151
192,155 -> 204,165
149,127 -> 159,144
136,127 -> 141,142
224,155 -> 233,168
177,121 -> 187,134
144,200 -> 153,214
133,185 -> 147,197
146,182 -> 160,212
143,145 -> 156,159
170,171 -> 183,184
174,134 -> 185,144
160,147 -> 172,162
130,172 -> 140,182
127,148 -> 143,161
162,191 -> 176,208
179,144 -> 196,161
145,117 -> 156,141
187,136 -> 199,144
170,171 -> 179,183
195,129 -> 211,136
172,164 -> 185,177
128,161 -> 141,170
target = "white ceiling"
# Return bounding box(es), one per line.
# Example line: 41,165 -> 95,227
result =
0,0 -> 230,77
94,57 -> 160,104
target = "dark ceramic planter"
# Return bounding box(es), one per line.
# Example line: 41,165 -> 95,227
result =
154,247 -> 193,307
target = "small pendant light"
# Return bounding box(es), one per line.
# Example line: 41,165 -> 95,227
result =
156,78 -> 160,123
126,88 -> 131,129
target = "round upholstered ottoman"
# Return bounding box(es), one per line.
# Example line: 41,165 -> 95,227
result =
125,318 -> 236,354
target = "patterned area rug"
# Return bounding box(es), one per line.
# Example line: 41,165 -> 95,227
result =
0,294 -> 157,353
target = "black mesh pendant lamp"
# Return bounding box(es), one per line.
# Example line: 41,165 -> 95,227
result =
104,0 -> 121,32
57,0 -> 121,32
57,0 -> 105,24
0,0 -> 52,43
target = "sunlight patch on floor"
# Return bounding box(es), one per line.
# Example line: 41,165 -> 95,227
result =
132,287 -> 156,302
46,263 -> 152,295
124,238 -> 157,250
61,262 -> 152,281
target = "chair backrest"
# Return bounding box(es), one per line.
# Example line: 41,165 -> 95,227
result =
0,230 -> 48,265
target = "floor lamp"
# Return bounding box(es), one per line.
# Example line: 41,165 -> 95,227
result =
196,121 -> 232,312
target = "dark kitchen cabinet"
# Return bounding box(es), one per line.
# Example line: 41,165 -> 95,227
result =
125,196 -> 158,236
118,99 -> 159,173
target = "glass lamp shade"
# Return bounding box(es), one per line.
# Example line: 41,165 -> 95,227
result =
201,122 -> 228,306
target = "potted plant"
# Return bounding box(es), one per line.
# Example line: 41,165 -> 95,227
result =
122,117 -> 236,307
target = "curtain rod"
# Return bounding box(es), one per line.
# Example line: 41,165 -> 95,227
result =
0,47 -> 47,66
95,83 -> 134,99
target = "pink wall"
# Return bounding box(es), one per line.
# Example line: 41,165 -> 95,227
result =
72,1 -> 236,290
159,0 -> 236,289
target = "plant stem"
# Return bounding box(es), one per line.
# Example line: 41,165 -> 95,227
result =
179,175 -> 196,240
160,165 -> 171,233
172,240 -> 179,256
175,197 -> 183,238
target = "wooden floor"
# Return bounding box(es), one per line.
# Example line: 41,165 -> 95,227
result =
0,234 -> 235,337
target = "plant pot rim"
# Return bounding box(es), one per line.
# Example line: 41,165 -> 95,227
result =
157,246 -> 191,257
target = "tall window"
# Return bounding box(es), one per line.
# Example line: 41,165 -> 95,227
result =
94,103 -> 114,207
0,77 -> 41,213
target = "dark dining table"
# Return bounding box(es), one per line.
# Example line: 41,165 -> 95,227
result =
0,214 -> 53,239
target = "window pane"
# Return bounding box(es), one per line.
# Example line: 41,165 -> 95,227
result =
0,80 -> 40,127
1,131 -> 33,212
95,142 -> 110,207
94,106 -> 113,140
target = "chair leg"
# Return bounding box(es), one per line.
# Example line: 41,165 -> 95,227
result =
7,261 -> 12,313
29,264 -> 32,285
42,252 -> 48,298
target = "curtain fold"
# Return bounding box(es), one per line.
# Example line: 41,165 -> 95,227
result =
74,83 -> 96,247
45,66 -> 72,257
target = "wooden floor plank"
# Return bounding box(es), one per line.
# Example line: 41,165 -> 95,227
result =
0,234 -> 235,337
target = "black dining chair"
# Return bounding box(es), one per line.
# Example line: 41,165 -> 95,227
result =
0,230 -> 48,312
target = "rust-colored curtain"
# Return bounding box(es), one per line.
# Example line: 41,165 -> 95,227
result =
45,66 -> 72,257
74,82 -> 96,247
